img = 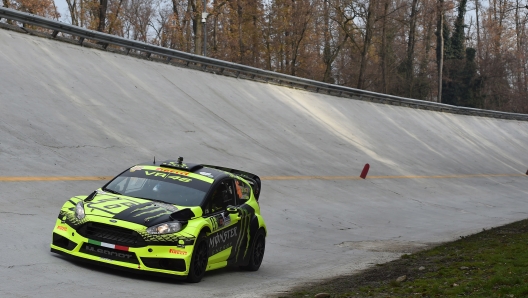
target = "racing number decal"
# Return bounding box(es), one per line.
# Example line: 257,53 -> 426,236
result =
104,204 -> 122,209
144,171 -> 192,182
87,197 -> 141,215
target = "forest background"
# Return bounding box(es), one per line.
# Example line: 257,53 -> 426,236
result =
2,0 -> 528,113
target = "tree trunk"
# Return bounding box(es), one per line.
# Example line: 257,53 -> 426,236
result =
192,0 -> 203,55
184,0 -> 192,52
358,0 -> 376,89
322,0 -> 331,82
97,0 -> 108,32
80,0 -> 84,28
380,0 -> 389,93
436,0 -> 444,103
237,0 -> 244,62
65,0 -> 79,26
213,0 -> 218,53
475,0 -> 481,63
514,0 -> 526,97
406,0 -> 419,97
107,0 -> 124,35
419,4 -> 434,100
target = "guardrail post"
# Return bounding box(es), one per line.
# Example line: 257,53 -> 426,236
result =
51,30 -> 59,38
102,43 -> 109,49
146,52 -> 152,59
125,48 -> 131,55
165,57 -> 171,64
78,37 -> 84,46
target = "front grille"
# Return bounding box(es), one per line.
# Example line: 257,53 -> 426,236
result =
141,257 -> 186,272
77,222 -> 146,247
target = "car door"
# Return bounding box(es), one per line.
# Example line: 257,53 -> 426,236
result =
203,179 -> 241,264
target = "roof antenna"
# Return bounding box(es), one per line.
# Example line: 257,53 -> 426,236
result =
178,156 -> 183,164
153,156 -> 156,165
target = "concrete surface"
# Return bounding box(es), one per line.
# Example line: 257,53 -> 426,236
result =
0,28 -> 527,297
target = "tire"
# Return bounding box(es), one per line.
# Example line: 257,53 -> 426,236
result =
241,229 -> 265,271
187,233 -> 208,283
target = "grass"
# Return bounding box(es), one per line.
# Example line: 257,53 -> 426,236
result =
284,218 -> 528,297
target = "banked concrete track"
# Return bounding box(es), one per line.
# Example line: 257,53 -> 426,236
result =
1,28 -> 528,297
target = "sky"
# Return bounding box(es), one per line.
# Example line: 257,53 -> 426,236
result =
54,1 -> 69,22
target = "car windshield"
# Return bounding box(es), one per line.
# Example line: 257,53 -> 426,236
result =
104,167 -> 211,206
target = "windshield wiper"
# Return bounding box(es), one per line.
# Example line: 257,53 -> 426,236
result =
102,187 -> 122,195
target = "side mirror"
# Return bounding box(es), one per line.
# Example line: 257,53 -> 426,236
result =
226,206 -> 239,214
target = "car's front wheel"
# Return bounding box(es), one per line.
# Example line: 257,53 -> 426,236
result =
241,229 -> 265,271
187,232 -> 208,283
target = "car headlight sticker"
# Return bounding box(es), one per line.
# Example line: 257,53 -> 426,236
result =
75,201 -> 85,220
146,222 -> 182,235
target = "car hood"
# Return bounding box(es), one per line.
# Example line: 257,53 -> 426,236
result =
82,193 -> 202,227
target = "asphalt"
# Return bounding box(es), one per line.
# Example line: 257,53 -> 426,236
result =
0,28 -> 527,297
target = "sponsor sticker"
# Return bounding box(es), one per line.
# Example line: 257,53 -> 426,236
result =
209,226 -> 237,249
169,249 -> 188,255
208,225 -> 239,255
56,226 -> 68,231
85,245 -> 133,259
156,168 -> 190,176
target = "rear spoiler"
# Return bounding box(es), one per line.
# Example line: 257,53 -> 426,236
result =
203,165 -> 261,200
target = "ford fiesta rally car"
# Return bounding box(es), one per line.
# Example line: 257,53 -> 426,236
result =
50,158 -> 266,282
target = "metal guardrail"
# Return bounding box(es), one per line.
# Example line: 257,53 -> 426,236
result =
1,6 -> 527,121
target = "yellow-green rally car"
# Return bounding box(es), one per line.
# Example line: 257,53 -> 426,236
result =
50,158 -> 266,282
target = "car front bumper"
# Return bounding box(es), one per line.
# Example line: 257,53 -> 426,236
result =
50,219 -> 193,278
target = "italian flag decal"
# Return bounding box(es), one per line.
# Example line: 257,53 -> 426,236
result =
88,239 -> 129,251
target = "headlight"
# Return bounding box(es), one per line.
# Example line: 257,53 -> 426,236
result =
146,222 -> 182,235
75,201 -> 85,220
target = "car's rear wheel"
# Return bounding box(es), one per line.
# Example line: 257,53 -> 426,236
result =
187,233 -> 208,283
241,229 -> 265,271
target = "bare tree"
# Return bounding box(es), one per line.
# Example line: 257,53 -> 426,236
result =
436,0 -> 444,102
97,0 -> 108,31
